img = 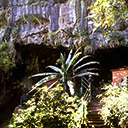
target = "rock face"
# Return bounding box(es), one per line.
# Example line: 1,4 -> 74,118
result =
0,0 -> 76,47
0,0 -> 128,49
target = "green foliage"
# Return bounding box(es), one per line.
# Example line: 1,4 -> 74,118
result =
26,56 -> 39,73
108,31 -> 124,41
41,1 -> 48,7
107,31 -> 126,47
29,49 -> 99,95
9,85 -> 87,128
0,11 -> 7,29
48,31 -> 55,40
99,84 -> 128,127
89,0 -> 128,33
0,41 -> 15,72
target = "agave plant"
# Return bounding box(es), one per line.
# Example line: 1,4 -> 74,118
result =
29,49 -> 99,95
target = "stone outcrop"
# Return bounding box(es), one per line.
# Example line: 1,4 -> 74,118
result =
0,0 -> 76,47
0,0 -> 128,50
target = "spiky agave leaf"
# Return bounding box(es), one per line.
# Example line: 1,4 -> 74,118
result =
46,80 -> 59,91
76,68 -> 99,77
29,73 -> 58,79
73,55 -> 91,68
29,75 -> 58,93
81,68 -> 100,72
32,80 -> 60,95
74,61 -> 99,73
66,52 -> 81,71
47,65 -> 63,75
74,47 -> 82,55
74,72 -> 99,77
60,53 -> 66,72
67,80 -> 74,95
65,49 -> 73,65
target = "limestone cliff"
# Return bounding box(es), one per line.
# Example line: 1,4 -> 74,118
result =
0,0 -> 128,50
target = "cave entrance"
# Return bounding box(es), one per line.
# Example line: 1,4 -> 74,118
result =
94,46 -> 128,86
0,44 -> 68,127
14,44 -> 128,90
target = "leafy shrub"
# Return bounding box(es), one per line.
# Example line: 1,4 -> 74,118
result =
9,85 -> 87,128
89,0 -> 128,33
0,41 -> 15,72
99,84 -> 128,127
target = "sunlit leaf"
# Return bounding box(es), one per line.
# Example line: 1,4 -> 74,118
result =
60,53 -> 66,72
73,55 -> 91,68
66,52 -> 81,71
75,72 -> 99,77
29,73 -> 58,79
29,75 -> 58,93
47,65 -> 63,75
65,49 -> 73,65
74,61 -> 99,72
67,80 -> 74,96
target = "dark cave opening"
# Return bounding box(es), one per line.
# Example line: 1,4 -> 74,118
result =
0,44 -> 68,126
15,44 -> 128,94
15,44 -> 68,75
94,46 -> 128,86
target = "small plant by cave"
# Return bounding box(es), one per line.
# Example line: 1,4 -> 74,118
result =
29,48 -> 99,96
0,41 -> 15,72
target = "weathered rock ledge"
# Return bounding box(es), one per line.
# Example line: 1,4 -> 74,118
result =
0,0 -> 127,51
